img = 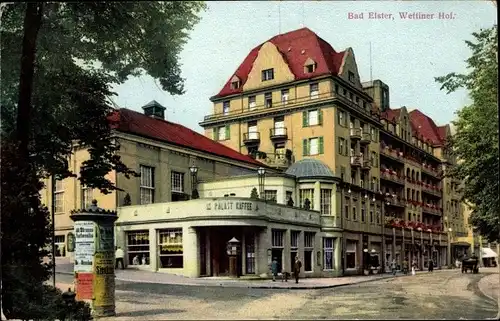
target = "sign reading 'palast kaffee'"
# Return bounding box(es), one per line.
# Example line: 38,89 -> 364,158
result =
206,201 -> 255,211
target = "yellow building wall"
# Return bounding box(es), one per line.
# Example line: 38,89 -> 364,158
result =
243,41 -> 295,91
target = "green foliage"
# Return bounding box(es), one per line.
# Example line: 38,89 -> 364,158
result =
435,25 -> 499,242
250,187 -> 259,199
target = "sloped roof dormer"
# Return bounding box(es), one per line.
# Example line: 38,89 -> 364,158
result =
304,57 -> 317,73
230,75 -> 241,89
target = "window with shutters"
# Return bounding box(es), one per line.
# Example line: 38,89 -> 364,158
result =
265,92 -> 272,108
281,89 -> 289,104
215,125 -> 230,141
222,101 -> 230,115
303,109 -> 322,127
303,137 -> 324,156
248,96 -> 256,110
310,83 -> 319,99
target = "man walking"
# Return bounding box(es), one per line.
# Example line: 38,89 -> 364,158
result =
271,257 -> 278,282
293,256 -> 302,284
391,259 -> 397,276
115,246 -> 125,269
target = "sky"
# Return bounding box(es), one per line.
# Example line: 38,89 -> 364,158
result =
111,1 -> 497,133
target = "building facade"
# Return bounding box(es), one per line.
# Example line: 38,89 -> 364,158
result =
41,101 -> 268,257
200,27 -> 466,272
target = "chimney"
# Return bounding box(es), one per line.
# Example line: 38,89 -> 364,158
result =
142,100 -> 166,120
362,79 -> 390,112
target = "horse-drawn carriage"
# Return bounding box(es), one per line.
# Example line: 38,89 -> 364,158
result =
461,257 -> 479,274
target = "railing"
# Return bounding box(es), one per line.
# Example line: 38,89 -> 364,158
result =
379,146 -> 405,163
242,132 -> 260,142
350,128 -> 361,139
350,156 -> 362,166
256,152 -> 292,168
385,198 -> 405,207
362,159 -> 371,170
269,127 -> 287,139
421,184 -> 442,197
380,170 -> 405,184
422,204 -> 442,215
421,164 -> 441,178
360,131 -> 371,143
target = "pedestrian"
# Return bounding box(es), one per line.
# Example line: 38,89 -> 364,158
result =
428,258 -> 434,272
271,257 -> 278,282
293,256 -> 302,284
115,246 -> 125,269
411,259 -> 417,276
391,259 -> 397,276
402,258 -> 409,275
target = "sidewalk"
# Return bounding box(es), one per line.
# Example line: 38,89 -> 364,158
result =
55,258 -> 451,290
477,268 -> 499,302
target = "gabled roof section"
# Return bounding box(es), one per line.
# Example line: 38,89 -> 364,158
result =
214,27 -> 346,99
381,108 -> 401,123
108,108 -> 265,167
408,109 -> 445,146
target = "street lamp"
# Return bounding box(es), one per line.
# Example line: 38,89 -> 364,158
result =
447,227 -> 453,267
189,165 -> 198,199
257,167 -> 266,198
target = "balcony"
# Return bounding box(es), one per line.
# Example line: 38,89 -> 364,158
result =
360,132 -> 371,145
380,170 -> 405,185
421,184 -> 442,197
350,155 -> 362,167
243,132 -> 260,146
350,128 -> 361,140
269,127 -> 288,141
422,164 -> 442,178
385,197 -> 405,208
379,146 -> 404,164
256,152 -> 292,170
361,159 -> 371,170
422,204 -> 442,215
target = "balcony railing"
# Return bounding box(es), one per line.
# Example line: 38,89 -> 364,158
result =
269,127 -> 288,140
422,204 -> 442,215
421,184 -> 442,197
421,164 -> 442,178
384,217 -> 443,233
379,146 -> 405,163
242,132 -> 260,144
350,128 -> 361,140
361,159 -> 371,170
350,155 -> 362,166
380,170 -> 405,185
360,132 -> 371,144
255,152 -> 291,169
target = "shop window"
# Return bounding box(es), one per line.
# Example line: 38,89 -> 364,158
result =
323,237 -> 334,270
127,230 -> 150,266
346,241 -> 357,269
158,228 -> 183,268
304,232 -> 315,272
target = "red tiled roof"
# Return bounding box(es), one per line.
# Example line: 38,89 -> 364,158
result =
381,107 -> 447,146
108,108 -> 265,166
216,27 -> 346,98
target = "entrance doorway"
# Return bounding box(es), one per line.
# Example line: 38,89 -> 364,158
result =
271,249 -> 283,273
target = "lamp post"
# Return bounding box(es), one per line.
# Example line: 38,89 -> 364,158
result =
257,167 -> 266,198
448,227 -> 453,267
189,165 -> 198,199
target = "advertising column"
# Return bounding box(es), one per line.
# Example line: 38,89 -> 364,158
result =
93,220 -> 116,316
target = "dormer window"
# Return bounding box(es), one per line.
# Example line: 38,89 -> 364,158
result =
262,68 -> 274,81
304,57 -> 317,73
230,75 -> 241,89
348,71 -> 355,83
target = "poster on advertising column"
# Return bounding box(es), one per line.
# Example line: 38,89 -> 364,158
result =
93,252 -> 115,308
96,221 -> 114,252
74,221 -> 95,272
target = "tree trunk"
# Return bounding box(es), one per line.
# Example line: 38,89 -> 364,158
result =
16,2 -> 44,159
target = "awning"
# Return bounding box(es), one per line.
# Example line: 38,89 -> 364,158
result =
482,247 -> 498,258
451,242 -> 470,247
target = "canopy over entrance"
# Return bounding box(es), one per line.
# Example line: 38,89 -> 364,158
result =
481,247 -> 498,258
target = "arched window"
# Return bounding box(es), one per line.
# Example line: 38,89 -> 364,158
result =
406,168 -> 410,178
411,170 -> 415,180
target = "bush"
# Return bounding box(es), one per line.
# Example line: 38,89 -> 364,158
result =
250,188 -> 259,199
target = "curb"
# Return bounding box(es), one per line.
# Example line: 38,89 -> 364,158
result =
55,271 -> 410,290
477,273 -> 499,303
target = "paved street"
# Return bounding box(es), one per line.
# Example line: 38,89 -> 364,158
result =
56,269 -> 498,320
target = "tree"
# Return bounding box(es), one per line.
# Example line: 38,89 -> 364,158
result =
435,25 -> 498,243
1,2 -> 205,318
250,188 -> 259,199
435,24 -> 499,319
